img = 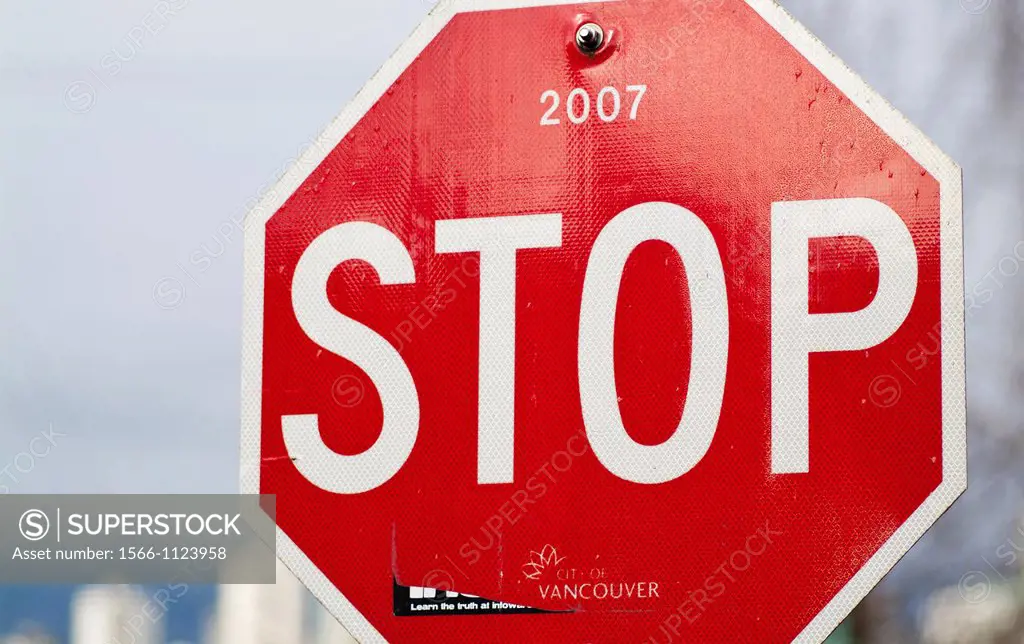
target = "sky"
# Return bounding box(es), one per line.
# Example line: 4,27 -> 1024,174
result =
0,0 -> 432,494
2,0 -> 1021,632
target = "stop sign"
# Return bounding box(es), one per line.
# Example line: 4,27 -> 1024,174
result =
240,0 -> 965,641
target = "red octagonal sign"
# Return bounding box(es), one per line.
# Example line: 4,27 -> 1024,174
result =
241,0 -> 965,641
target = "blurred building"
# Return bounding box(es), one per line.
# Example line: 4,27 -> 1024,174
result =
204,555 -> 356,643
1,636 -> 55,644
0,622 -> 57,644
0,636 -> 54,644
311,604 -> 358,644
206,558 -> 304,644
919,584 -> 1019,644
69,585 -> 160,644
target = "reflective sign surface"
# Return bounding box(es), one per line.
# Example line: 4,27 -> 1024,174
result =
242,1 -> 964,641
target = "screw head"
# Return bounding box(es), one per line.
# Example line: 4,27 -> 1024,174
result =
575,23 -> 605,54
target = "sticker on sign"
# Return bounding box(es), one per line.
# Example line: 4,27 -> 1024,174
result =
240,0 -> 965,642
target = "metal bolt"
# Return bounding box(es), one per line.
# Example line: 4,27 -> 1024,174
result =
575,23 -> 605,54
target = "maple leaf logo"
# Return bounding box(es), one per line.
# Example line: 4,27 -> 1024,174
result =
521,545 -> 566,581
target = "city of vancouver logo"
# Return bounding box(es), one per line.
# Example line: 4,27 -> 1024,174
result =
521,544 -> 662,603
522,545 -> 566,581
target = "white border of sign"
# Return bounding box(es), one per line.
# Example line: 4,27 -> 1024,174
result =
240,1 -> 965,642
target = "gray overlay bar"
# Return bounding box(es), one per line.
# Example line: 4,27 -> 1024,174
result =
0,495 -> 276,584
